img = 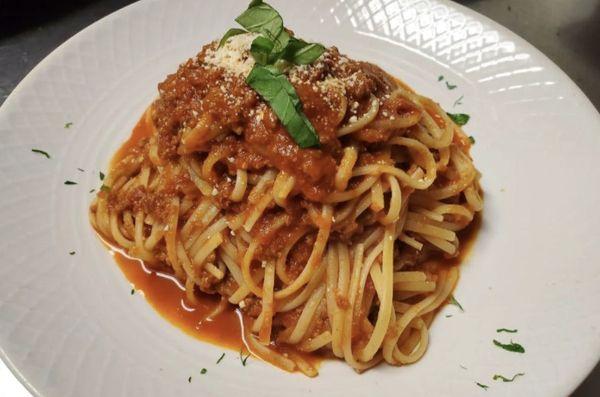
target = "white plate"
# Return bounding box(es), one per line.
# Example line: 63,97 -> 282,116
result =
1,0 -> 599,396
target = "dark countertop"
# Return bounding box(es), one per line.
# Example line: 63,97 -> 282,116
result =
0,0 -> 598,395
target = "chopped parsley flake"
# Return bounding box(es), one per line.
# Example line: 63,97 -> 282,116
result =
469,136 -> 476,144
31,149 -> 50,159
240,348 -> 251,366
188,376 -> 192,383
89,189 -> 95,193
69,251 -> 75,255
200,368 -> 207,374
447,112 -> 470,126
64,180 -> 77,185
476,382 -> 489,390
459,364 -> 467,370
493,373 -> 525,382
99,171 -> 105,181
438,75 -> 444,81
446,81 -> 457,90
445,314 -> 453,318
77,168 -> 84,172
216,353 -> 225,364
449,295 -> 464,312
453,94 -> 464,107
493,339 -> 525,353
496,328 -> 518,333
64,122 -> 73,129
130,289 -> 135,295
100,185 -> 111,193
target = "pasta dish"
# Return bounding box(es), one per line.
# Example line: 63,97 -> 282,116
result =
90,0 -> 482,376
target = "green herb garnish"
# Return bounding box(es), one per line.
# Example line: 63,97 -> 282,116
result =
200,368 -> 207,374
447,112 -> 470,126
446,81 -> 457,90
188,376 -> 192,383
459,364 -> 467,370
250,35 -> 276,65
235,0 -> 283,41
77,168 -> 84,172
285,38 -> 325,65
496,328 -> 518,333
445,314 -> 453,318
69,251 -> 75,255
219,0 -> 324,148
89,189 -> 95,193
469,136 -> 476,144
438,75 -> 444,81
246,65 -> 320,148
218,28 -> 247,48
31,149 -> 50,159
131,289 -> 135,295
64,180 -> 77,185
453,94 -> 464,107
493,339 -> 525,353
449,295 -> 464,312
476,382 -> 489,390
216,353 -> 225,364
64,122 -> 73,129
493,373 -> 525,382
100,185 -> 111,193
240,348 -> 251,366
99,171 -> 105,181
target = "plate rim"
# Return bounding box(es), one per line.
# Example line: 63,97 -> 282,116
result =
1,0 -> 599,395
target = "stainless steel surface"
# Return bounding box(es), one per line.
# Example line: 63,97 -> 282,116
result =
0,0 -> 598,395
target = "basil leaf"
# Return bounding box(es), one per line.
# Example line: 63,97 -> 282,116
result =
269,30 -> 290,61
447,112 -> 470,126
493,339 -> 525,353
251,36 -> 274,65
218,28 -> 247,48
246,65 -> 320,148
263,63 -> 286,75
273,29 -> 291,54
284,37 -> 306,56
248,0 -> 263,8
235,2 -> 283,42
289,42 -> 325,64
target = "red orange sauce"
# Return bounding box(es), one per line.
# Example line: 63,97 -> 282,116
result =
104,111 -> 480,372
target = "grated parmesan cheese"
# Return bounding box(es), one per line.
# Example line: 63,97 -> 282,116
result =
204,33 -> 258,77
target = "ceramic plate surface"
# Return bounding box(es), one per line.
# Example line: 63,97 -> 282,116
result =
1,0 -> 599,396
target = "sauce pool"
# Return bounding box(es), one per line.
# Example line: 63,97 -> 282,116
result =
114,250 -> 246,351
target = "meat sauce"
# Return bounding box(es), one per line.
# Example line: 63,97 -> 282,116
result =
99,41 -> 481,370
151,45 -> 410,202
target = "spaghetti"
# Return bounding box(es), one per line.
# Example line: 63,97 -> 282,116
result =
90,35 -> 482,376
